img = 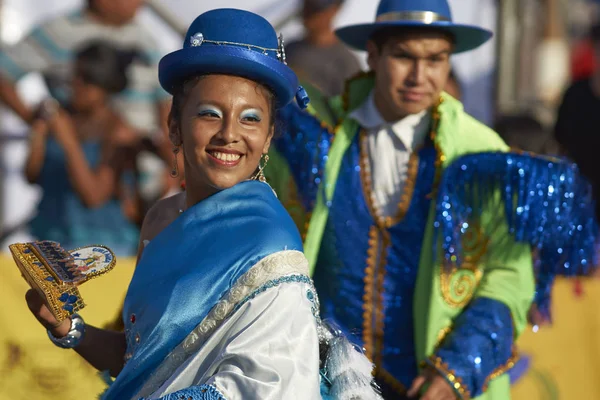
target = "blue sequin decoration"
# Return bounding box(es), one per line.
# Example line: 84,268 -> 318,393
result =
427,297 -> 514,398
313,132 -> 437,391
434,152 -> 599,318
275,103 -> 333,212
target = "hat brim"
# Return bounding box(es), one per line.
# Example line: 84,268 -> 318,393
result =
159,46 -> 298,107
335,21 -> 493,53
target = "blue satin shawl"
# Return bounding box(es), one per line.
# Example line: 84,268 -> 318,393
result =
102,181 -> 303,399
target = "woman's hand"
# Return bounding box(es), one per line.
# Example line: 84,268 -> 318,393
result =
25,290 -> 127,376
25,289 -> 71,338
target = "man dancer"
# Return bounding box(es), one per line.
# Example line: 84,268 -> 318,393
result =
269,0 -> 562,398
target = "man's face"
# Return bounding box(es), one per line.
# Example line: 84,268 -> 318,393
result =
367,30 -> 453,121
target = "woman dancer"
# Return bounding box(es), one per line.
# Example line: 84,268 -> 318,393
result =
25,9 -> 380,400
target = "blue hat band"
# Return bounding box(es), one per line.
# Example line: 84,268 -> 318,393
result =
376,10 -> 450,24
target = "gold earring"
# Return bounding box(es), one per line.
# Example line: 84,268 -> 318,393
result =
253,154 -> 269,182
170,146 -> 180,178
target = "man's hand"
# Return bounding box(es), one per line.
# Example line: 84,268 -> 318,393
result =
407,366 -> 457,400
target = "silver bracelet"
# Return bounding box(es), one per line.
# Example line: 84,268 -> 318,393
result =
47,313 -> 86,349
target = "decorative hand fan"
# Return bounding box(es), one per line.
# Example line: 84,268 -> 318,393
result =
9,241 -> 116,322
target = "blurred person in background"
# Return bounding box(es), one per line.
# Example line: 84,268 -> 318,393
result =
286,0 -> 361,96
25,41 -> 140,257
495,113 -> 560,155
0,0 -> 180,210
554,22 -> 600,222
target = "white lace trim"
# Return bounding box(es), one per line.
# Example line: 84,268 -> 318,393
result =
135,250 -> 310,398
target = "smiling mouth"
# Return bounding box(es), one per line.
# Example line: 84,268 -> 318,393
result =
207,150 -> 243,166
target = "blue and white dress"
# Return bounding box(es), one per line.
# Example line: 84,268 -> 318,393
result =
100,181 -> 381,400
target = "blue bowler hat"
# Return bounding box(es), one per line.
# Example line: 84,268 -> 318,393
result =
159,9 -> 308,108
336,0 -> 492,53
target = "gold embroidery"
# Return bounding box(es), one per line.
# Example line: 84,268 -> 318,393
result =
440,223 -> 488,307
440,267 -> 483,308
375,231 -> 390,367
428,97 -> 446,199
424,356 -> 472,400
357,100 -> 444,385
358,135 -> 393,370
443,219 -> 489,305
482,347 -> 519,391
362,226 -> 379,361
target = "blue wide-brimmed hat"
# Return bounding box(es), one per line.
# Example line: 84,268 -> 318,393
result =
159,9 -> 308,108
336,0 -> 492,54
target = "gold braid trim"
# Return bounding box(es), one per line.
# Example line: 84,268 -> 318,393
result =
358,130 -> 391,372
436,326 -> 452,347
362,226 -> 379,361
427,97 -> 446,199
355,98 -> 445,389
423,342 -> 519,398
423,357 -> 472,400
482,347 -> 520,391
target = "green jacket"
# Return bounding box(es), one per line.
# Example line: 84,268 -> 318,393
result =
268,74 -> 534,399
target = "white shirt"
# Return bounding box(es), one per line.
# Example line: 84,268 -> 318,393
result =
349,92 -> 431,218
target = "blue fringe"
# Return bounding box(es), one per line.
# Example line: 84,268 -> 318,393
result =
276,103 -> 333,212
434,152 -> 598,317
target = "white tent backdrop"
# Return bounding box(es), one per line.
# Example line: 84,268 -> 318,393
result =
0,0 -> 497,249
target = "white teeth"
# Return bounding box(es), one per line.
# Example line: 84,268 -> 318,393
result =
211,151 -> 241,162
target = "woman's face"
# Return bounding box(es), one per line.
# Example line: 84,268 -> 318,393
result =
171,74 -> 274,195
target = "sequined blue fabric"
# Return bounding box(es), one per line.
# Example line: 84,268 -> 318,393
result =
145,384 -> 226,399
426,297 -> 514,398
313,133 -> 437,393
275,103 -> 333,211
434,152 -> 599,317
